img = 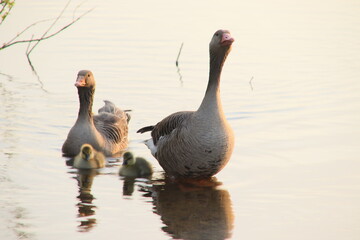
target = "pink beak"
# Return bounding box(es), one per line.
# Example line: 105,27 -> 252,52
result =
221,32 -> 235,46
75,75 -> 86,87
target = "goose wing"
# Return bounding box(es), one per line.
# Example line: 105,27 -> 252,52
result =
98,100 -> 131,123
94,100 -> 129,144
150,111 -> 194,145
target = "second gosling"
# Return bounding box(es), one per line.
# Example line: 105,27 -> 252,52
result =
73,144 -> 105,169
119,152 -> 153,178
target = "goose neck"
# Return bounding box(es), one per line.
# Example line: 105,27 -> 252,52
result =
77,87 -> 94,121
198,51 -> 227,113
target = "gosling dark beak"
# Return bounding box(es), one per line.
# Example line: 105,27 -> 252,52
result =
122,159 -> 128,166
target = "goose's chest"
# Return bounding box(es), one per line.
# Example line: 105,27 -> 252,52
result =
71,122 -> 94,138
70,121 -> 104,146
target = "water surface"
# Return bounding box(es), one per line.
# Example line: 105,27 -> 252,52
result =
1,0 -> 360,239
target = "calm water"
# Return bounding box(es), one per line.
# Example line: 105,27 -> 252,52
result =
1,0 -> 360,239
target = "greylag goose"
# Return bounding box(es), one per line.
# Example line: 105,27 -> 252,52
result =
119,152 -> 153,178
137,29 -> 235,179
62,70 -> 130,157
73,144 -> 105,169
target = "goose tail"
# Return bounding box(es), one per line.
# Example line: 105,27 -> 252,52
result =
137,125 -> 155,134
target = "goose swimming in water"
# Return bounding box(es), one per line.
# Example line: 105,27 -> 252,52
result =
73,144 -> 106,169
62,70 -> 130,157
119,152 -> 153,178
137,29 -> 235,179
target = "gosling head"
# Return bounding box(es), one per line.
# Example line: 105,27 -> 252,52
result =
122,152 -> 136,166
80,144 -> 94,161
75,70 -> 95,89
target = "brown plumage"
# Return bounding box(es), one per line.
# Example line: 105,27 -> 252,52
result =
137,30 -> 235,179
62,70 -> 130,157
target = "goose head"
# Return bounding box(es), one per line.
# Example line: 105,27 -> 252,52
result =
209,30 -> 234,59
122,152 -> 136,166
80,144 -> 95,161
75,70 -> 95,89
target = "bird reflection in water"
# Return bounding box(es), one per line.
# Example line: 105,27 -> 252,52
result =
75,169 -> 98,232
121,174 -> 156,197
149,177 -> 234,240
122,177 -> 136,196
119,152 -> 153,196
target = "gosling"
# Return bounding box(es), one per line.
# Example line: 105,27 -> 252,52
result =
73,144 -> 105,169
119,152 -> 153,178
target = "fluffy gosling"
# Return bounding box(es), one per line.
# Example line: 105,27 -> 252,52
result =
119,152 -> 153,178
73,144 -> 105,169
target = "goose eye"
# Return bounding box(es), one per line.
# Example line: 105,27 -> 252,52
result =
215,33 -> 219,37
88,74 -> 90,77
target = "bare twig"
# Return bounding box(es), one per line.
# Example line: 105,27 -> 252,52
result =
175,42 -> 183,67
249,76 -> 254,91
24,6 -> 92,92
0,0 -> 15,25
175,42 -> 184,84
25,34 -> 36,73
4,18 -> 55,46
0,7 -> 93,50
26,0 -> 72,56
72,0 -> 88,20
0,3 -> 7,16
25,34 -> 33,61
26,7 -> 92,60
0,0 -> 93,92
176,64 -> 183,85
25,35 -> 47,92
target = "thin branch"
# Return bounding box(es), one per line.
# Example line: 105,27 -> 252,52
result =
0,8 -> 93,50
175,42 -> 183,67
73,0 -> 88,20
0,3 -> 7,15
27,0 -> 72,55
249,76 -> 254,91
0,0 -> 14,24
23,7 -> 93,92
0,1 -> 93,92
25,34 -> 47,92
5,18 -> 55,47
25,34 -> 33,56
176,64 -> 183,85
175,42 -> 184,85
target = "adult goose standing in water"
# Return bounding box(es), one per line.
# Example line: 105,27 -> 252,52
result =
137,29 -> 235,179
62,70 -> 130,157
